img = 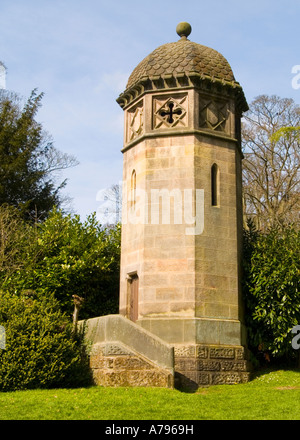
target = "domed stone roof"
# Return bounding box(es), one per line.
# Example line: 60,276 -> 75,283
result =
117,23 -> 247,112
127,38 -> 235,89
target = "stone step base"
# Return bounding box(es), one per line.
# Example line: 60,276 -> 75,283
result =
81,315 -> 175,388
174,344 -> 252,389
90,342 -> 174,388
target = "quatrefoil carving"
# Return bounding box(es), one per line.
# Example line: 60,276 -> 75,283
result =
153,95 -> 187,129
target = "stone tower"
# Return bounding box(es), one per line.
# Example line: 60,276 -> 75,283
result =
115,23 -> 250,387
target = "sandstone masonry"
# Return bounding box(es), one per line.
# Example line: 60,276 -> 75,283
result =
83,23 -> 251,389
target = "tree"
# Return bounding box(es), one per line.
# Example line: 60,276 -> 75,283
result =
0,204 -> 31,281
96,183 -> 122,225
0,89 -> 78,221
242,95 -> 300,231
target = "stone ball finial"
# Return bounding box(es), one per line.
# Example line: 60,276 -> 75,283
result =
176,22 -> 192,39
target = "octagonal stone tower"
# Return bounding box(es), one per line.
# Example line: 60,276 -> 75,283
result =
117,23 -> 250,386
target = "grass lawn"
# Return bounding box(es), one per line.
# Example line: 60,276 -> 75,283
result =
1,369 -> 300,420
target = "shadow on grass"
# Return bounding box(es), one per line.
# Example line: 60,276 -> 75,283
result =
175,365 -> 300,394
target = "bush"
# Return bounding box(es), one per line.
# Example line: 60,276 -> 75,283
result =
1,207 -> 121,319
243,224 -> 300,363
0,205 -> 121,390
0,291 -> 92,391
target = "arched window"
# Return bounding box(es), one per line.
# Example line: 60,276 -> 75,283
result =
131,170 -> 136,207
211,163 -> 219,207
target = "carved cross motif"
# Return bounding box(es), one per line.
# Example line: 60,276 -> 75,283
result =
159,102 -> 182,124
153,95 -> 187,129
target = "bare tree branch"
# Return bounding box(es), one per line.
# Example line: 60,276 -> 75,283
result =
242,95 -> 300,231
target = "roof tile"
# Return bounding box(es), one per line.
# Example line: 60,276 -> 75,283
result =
127,39 -> 235,89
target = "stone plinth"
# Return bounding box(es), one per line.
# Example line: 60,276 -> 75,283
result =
81,315 -> 251,390
139,317 -> 247,346
174,344 -> 251,389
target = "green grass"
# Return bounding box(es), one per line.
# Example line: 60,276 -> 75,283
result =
1,369 -> 300,420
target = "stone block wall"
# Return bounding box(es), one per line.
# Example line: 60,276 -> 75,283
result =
174,344 -> 251,389
90,342 -> 173,388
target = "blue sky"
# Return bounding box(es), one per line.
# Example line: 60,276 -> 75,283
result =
0,0 -> 299,220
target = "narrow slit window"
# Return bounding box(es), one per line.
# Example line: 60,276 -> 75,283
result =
211,163 -> 219,207
127,273 -> 139,322
131,170 -> 136,207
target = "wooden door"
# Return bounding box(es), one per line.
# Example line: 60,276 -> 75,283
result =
129,274 -> 139,322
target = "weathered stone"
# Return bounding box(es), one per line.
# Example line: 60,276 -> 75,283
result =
198,372 -> 210,385
105,343 -> 134,356
113,356 -> 153,370
173,343 -> 251,388
198,360 -> 221,371
196,346 -> 209,359
220,361 -> 247,371
211,372 -> 248,385
91,364 -> 173,388
235,347 -> 246,360
89,355 -> 113,369
209,347 -> 235,359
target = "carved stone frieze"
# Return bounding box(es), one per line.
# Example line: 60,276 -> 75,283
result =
174,344 -> 251,388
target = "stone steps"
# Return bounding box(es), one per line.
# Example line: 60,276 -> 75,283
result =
90,341 -> 174,388
81,315 -> 174,388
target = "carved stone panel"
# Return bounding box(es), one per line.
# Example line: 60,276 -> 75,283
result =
199,97 -> 230,133
174,343 -> 251,389
153,94 -> 188,130
126,100 -> 144,143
